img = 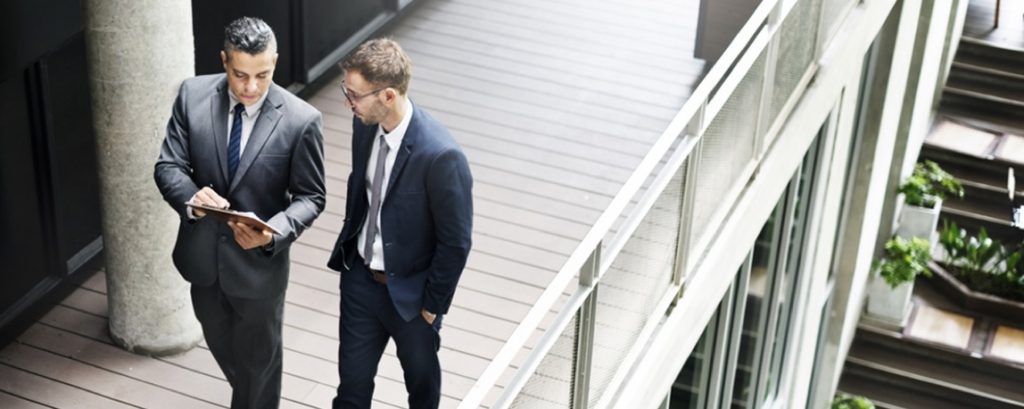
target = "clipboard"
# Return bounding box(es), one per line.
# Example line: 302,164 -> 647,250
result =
186,202 -> 282,235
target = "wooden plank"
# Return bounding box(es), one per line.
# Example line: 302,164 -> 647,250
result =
455,267 -> 544,305
41,300 -> 325,406
0,391 -> 51,409
17,324 -> 230,407
447,0 -> 694,38
80,271 -> 106,294
313,103 -> 640,187
389,26 -> 695,101
311,105 -> 651,181
0,343 -> 221,409
315,92 -> 649,167
315,163 -> 603,226
403,56 -> 678,119
473,215 -> 579,253
279,398 -> 316,409
59,288 -> 106,318
289,262 -> 340,296
416,1 -> 692,60
400,13 -> 696,85
0,364 -> 135,409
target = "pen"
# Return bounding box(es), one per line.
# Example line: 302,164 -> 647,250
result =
206,183 -> 229,209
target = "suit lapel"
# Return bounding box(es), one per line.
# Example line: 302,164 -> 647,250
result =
353,122 -> 375,191
210,78 -> 230,186
229,86 -> 284,193
384,105 -> 419,200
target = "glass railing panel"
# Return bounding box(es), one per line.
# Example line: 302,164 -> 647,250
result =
587,167 -> 685,406
508,314 -> 579,408
765,0 -> 822,147
690,49 -> 768,250
819,0 -> 855,49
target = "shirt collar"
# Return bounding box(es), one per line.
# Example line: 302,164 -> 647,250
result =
228,88 -> 268,117
376,97 -> 414,151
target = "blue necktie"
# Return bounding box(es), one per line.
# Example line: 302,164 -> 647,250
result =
228,103 -> 244,182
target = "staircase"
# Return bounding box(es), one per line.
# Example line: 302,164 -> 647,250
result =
838,325 -> 1024,409
928,36 -> 1024,242
942,38 -> 1024,121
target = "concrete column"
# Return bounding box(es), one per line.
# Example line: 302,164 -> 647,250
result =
84,0 -> 203,355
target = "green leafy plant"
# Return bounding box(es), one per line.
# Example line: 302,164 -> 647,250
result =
940,221 -> 1002,274
875,236 -> 933,288
831,393 -> 875,409
898,160 -> 964,208
939,221 -> 1024,301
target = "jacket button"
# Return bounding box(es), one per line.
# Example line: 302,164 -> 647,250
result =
219,236 -> 227,242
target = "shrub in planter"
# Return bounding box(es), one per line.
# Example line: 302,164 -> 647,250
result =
898,160 -> 964,208
831,393 -> 875,409
939,221 -> 1024,301
875,236 -> 933,288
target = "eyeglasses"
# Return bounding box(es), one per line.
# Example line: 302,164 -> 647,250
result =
340,82 -> 387,104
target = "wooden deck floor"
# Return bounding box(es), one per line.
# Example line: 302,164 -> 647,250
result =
963,0 -> 1024,49
0,0 -> 704,407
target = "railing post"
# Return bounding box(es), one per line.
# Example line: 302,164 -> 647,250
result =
755,0 -> 784,158
573,245 -> 600,409
675,104 -> 704,296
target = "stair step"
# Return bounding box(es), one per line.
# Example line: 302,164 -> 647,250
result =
951,61 -> 1024,83
922,133 -> 1024,178
849,340 -> 1024,404
938,107 -> 1024,137
947,70 -> 1024,103
956,38 -> 1024,76
942,89 -> 1024,119
945,86 -> 1024,108
837,373 -> 947,409
840,325 -> 1024,409
841,358 -> 1024,409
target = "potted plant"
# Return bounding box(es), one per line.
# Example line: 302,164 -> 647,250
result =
866,236 -> 932,327
895,160 -> 964,242
831,393 -> 875,409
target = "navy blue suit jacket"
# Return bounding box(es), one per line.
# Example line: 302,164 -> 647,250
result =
328,102 -> 473,321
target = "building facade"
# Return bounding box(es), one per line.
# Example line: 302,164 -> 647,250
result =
459,0 -> 968,408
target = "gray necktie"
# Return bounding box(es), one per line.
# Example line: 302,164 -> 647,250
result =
364,135 -> 390,264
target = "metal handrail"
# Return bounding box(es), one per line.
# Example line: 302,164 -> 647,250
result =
457,1 -> 784,407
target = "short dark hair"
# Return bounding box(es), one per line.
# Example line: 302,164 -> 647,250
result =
223,17 -> 276,57
341,38 -> 412,95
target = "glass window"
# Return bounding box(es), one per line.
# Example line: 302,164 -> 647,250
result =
672,310 -> 719,408
730,207 -> 782,408
765,134 -> 824,400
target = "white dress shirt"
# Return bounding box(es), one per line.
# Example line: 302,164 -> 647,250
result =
227,89 -> 268,155
358,97 -> 414,271
187,89 -> 268,219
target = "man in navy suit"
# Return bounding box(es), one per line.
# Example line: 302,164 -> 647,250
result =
327,38 -> 473,409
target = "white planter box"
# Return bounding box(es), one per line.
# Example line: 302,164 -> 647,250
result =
865,272 -> 914,328
866,199 -> 941,328
896,199 -> 942,243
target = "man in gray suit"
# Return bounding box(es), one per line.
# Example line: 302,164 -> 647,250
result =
154,17 -> 325,409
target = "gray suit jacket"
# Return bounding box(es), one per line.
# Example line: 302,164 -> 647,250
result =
155,74 -> 326,300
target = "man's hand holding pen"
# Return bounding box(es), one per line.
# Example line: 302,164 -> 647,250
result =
189,186 -> 273,249
190,186 -> 230,217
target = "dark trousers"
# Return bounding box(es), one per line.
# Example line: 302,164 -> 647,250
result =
191,280 -> 285,409
333,260 -> 442,409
